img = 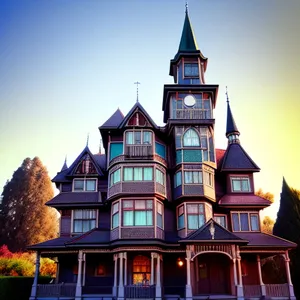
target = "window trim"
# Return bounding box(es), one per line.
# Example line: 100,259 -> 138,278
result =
123,167 -> 153,182
184,171 -> 203,184
231,211 -> 260,232
72,209 -> 98,234
111,201 -> 120,229
184,62 -> 199,78
213,214 -> 227,228
124,130 -> 153,145
73,178 -> 98,192
231,176 -> 251,193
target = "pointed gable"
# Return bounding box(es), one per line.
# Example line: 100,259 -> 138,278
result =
67,146 -> 104,177
180,219 -> 247,244
178,11 -> 198,52
100,108 -> 124,128
119,102 -> 157,129
221,143 -> 260,172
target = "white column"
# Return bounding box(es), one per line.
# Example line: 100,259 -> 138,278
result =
124,252 -> 127,286
284,251 -> 296,299
113,254 -> 118,297
236,249 -> 244,299
150,252 -> 155,285
155,254 -> 162,298
257,255 -> 266,296
185,250 -> 192,299
55,258 -> 60,284
30,252 -> 41,300
83,253 -> 86,287
75,250 -> 84,299
118,253 -> 124,299
233,259 -> 237,286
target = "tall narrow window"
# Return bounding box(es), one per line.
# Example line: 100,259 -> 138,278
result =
112,202 -> 119,229
133,255 -> 150,284
183,129 -> 200,146
175,171 -> 182,187
157,202 -> 163,228
156,169 -> 164,185
177,205 -> 185,230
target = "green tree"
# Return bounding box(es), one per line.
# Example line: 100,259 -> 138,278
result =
0,157 -> 58,251
273,178 -> 300,298
261,216 -> 275,234
256,188 -> 275,203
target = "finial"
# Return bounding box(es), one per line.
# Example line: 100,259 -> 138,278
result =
99,138 -> 103,154
209,222 -> 215,240
134,81 -> 141,102
86,133 -> 89,147
64,155 -> 67,164
185,1 -> 188,14
225,86 -> 229,103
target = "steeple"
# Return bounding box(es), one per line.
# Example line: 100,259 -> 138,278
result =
225,88 -> 240,144
61,156 -> 68,172
169,7 -> 208,83
178,7 -> 198,53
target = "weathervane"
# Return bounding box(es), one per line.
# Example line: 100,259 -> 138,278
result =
185,1 -> 188,14
134,81 -> 141,102
225,86 -> 229,103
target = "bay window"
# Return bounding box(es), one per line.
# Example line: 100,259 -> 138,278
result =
125,131 -> 152,145
156,202 -> 163,228
123,200 -> 153,226
232,212 -> 259,232
110,169 -> 121,186
73,209 -> 97,233
155,169 -> 164,185
177,205 -> 185,229
183,129 -> 200,146
187,203 -> 205,230
124,167 -> 153,181
184,171 -> 203,184
73,178 -> 97,191
112,202 -> 119,229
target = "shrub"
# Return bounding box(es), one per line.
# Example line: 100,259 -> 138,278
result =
0,257 -> 34,276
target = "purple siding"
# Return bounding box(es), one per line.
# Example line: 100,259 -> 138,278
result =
60,216 -> 71,236
62,183 -> 72,192
121,227 -> 155,239
184,184 -> 204,195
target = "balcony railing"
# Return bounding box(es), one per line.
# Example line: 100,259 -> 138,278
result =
243,285 -> 261,298
175,109 -> 211,120
125,284 -> 155,299
36,283 -> 76,297
125,145 -> 153,158
243,284 -> 290,298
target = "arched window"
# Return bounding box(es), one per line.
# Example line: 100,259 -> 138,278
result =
133,255 -> 151,285
183,129 -> 200,146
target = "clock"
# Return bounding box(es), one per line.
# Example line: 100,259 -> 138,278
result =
184,95 -> 196,107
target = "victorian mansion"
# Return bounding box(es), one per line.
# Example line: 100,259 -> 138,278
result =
28,8 -> 296,300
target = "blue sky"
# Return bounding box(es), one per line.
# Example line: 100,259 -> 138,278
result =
1,0 -> 299,219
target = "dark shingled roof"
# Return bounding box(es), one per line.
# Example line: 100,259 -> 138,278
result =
27,237 -> 72,250
52,168 -> 71,183
46,192 -> 102,207
180,219 -> 247,244
66,228 -> 110,246
100,108 -> 124,128
93,153 -> 106,171
218,194 -> 271,207
236,232 -> 297,248
226,101 -> 240,137
221,143 -> 260,172
118,101 -> 158,129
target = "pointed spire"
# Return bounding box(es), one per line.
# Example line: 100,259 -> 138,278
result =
225,87 -> 240,144
86,133 -> 89,147
178,7 -> 198,52
134,81 -> 141,102
61,156 -> 68,172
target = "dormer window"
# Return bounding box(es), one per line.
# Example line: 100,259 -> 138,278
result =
184,63 -> 199,77
73,178 -> 97,192
231,177 -> 251,192
232,212 -> 259,232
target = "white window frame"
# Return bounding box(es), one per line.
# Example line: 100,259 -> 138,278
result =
231,177 -> 251,192
73,178 -> 97,192
231,212 -> 260,232
125,130 -> 153,145
72,209 -> 97,234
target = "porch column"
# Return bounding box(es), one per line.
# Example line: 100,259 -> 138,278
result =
257,255 -> 266,296
118,252 -> 124,299
232,259 -> 237,286
29,251 -> 41,300
284,251 -> 296,299
156,254 -> 162,298
75,250 -> 84,299
185,249 -> 192,299
55,257 -> 59,284
150,252 -> 155,285
113,254 -> 118,297
124,252 -> 127,286
236,249 -> 244,300
83,253 -> 86,286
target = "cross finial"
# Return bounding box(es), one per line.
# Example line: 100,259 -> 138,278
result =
86,133 -> 89,147
185,2 -> 188,14
225,86 -> 229,103
134,81 -> 141,102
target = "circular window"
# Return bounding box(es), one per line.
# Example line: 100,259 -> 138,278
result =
184,95 -> 196,107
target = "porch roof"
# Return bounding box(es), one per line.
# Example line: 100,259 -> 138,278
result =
236,232 -> 297,249
179,219 -> 247,244
27,236 -> 73,250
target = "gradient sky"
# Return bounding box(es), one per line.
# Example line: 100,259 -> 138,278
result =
1,0 -> 299,219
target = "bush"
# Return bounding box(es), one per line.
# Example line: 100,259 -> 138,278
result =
0,276 -> 52,300
0,257 -> 34,276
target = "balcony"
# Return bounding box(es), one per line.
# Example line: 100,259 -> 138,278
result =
125,144 -> 153,158
175,109 -> 211,120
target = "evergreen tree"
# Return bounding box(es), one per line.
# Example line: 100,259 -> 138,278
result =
273,178 -> 300,298
0,157 -> 58,251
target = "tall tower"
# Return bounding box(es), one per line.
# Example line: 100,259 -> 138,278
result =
162,9 -> 219,236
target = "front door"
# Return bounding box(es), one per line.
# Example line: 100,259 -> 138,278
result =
197,254 -> 230,295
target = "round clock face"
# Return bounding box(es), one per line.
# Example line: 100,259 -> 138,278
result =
184,95 -> 196,107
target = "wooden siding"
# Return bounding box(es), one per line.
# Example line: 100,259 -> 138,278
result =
125,145 -> 153,158
60,216 -> 71,236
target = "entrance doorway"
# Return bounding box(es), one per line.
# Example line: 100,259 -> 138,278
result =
196,253 -> 230,295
